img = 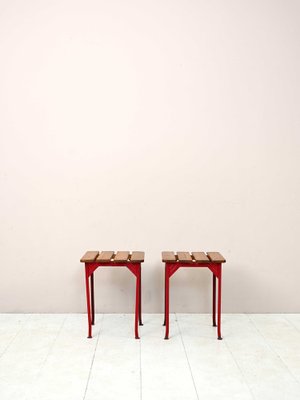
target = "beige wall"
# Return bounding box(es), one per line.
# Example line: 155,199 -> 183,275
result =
0,0 -> 299,313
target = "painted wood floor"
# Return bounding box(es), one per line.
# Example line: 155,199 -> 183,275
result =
0,314 -> 299,399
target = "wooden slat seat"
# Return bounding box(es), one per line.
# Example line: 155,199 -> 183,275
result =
97,251 -> 114,262
114,251 -> 130,262
161,251 -> 226,263
162,251 -> 177,262
207,252 -> 226,263
177,252 -> 193,263
81,251 -> 145,263
130,251 -> 145,263
80,251 -> 99,263
192,252 -> 210,263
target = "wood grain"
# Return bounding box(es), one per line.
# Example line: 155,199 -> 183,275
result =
80,251 -> 99,263
97,251 -> 114,262
207,252 -> 226,263
192,252 -> 210,263
130,251 -> 145,263
114,251 -> 130,262
162,251 -> 177,262
177,252 -> 193,262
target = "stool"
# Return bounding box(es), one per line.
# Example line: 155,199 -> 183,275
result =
80,250 -> 144,339
162,251 -> 226,340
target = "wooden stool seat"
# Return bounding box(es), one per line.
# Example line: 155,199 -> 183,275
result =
81,250 -> 145,339
80,251 -> 145,263
162,251 -> 225,263
162,251 -> 226,340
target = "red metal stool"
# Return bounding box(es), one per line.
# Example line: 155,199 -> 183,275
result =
162,251 -> 226,340
80,250 -> 144,339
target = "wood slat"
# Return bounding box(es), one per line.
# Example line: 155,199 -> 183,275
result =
207,252 -> 226,263
130,251 -> 145,263
162,251 -> 177,262
80,251 -> 99,263
177,252 -> 193,263
97,251 -> 114,262
192,252 -> 210,263
114,251 -> 130,262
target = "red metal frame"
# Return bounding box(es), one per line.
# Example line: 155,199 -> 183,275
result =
85,262 -> 142,339
163,262 -> 222,340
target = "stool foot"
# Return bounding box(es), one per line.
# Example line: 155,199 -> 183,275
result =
218,336 -> 223,340
213,323 -> 217,327
87,336 -> 92,339
135,336 -> 140,340
164,336 -> 169,340
163,323 -> 166,326
139,322 -> 144,326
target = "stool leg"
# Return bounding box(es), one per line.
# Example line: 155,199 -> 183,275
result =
85,267 -> 92,338
91,273 -> 95,326
139,264 -> 143,326
164,265 -> 170,339
217,266 -> 222,340
163,265 -> 166,326
135,268 -> 140,339
212,274 -> 216,327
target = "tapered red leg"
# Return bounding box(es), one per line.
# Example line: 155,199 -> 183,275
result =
91,273 -> 95,325
135,269 -> 140,339
85,266 -> 92,338
138,264 -> 143,326
217,266 -> 222,340
163,265 -> 166,326
212,274 -> 216,327
164,265 -> 170,339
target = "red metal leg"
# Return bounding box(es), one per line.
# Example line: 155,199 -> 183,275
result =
217,266 -> 222,340
91,273 -> 95,326
163,265 -> 166,326
138,264 -> 143,326
212,274 -> 216,327
135,267 -> 140,339
164,265 -> 170,339
85,266 -> 93,338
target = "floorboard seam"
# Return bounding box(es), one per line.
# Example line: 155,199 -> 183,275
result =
176,313 -> 200,400
247,314 -> 300,385
33,314 -> 67,381
0,314 -> 32,360
83,313 -> 104,400
223,320 -> 256,400
139,335 -> 142,400
283,315 -> 300,334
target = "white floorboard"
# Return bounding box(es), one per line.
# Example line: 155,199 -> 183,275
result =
0,314 -> 30,358
223,314 -> 299,400
0,314 -> 299,400
30,314 -> 99,400
0,314 -> 65,400
249,314 -> 300,385
141,314 -> 197,400
177,314 -> 253,400
84,314 -> 140,400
